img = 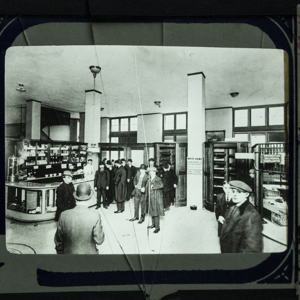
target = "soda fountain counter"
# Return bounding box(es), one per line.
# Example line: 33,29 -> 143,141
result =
5,176 -> 96,223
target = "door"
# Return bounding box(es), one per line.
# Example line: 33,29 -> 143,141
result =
175,143 -> 187,207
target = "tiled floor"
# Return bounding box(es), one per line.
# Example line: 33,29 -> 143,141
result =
6,199 -> 286,254
6,199 -> 220,255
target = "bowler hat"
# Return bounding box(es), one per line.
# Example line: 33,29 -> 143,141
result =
229,180 -> 252,193
140,164 -> 146,170
128,159 -> 133,162
62,170 -> 73,178
106,160 -> 112,165
115,159 -> 121,164
73,183 -> 92,201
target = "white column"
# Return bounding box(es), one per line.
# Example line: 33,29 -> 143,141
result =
84,90 -> 102,144
26,100 -> 41,140
187,72 -> 206,208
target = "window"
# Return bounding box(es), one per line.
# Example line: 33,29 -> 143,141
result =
269,106 -> 284,125
163,112 -> 187,143
233,105 -> 286,145
111,119 -> 119,132
130,117 -> 137,131
234,109 -> 248,127
176,114 -> 187,130
110,116 -> 137,144
120,118 -> 129,131
164,115 -> 174,130
234,133 -> 249,141
251,108 -> 266,126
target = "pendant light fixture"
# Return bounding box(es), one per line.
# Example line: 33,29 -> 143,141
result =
89,66 -> 101,89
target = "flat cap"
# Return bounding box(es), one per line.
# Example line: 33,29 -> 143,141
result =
229,180 -> 252,193
62,170 -> 73,178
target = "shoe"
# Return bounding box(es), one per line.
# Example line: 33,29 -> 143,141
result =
121,210 -> 124,212
114,210 -> 122,213
129,217 -> 138,221
147,225 -> 155,229
95,206 -> 99,210
104,206 -> 108,209
153,228 -> 160,233
138,219 -> 144,224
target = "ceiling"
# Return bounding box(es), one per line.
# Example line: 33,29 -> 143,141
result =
5,45 -> 285,118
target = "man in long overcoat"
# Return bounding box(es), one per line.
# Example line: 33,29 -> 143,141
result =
114,159 -> 127,213
161,163 -> 178,209
54,183 -> 105,254
215,181 -> 233,236
125,159 -> 137,201
145,167 -> 164,233
220,180 -> 263,253
55,170 -> 76,221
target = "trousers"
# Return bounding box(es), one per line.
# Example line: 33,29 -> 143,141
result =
133,189 -> 146,219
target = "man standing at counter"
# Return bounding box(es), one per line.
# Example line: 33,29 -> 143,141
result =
54,183 -> 105,254
54,170 -> 76,222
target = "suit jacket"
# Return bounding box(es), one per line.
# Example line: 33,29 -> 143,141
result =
162,168 -> 178,192
55,182 -> 76,221
54,205 -> 105,254
114,166 -> 127,201
132,171 -> 148,196
215,193 -> 233,236
94,169 -> 110,189
220,200 -> 263,253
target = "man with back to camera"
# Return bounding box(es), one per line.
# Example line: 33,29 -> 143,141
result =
125,159 -> 137,201
54,182 -> 105,254
114,159 -> 127,213
55,170 -> 76,222
220,180 -> 263,253
161,163 -> 178,210
215,180 -> 233,237
94,162 -> 110,209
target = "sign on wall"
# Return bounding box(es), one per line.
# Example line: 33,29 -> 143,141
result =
187,157 -> 202,175
261,154 -> 281,164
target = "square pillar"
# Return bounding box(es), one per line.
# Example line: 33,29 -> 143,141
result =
26,100 -> 41,140
100,117 -> 110,143
70,112 -> 80,142
187,72 -> 206,208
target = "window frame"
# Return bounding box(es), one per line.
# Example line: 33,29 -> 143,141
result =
163,112 -> 188,142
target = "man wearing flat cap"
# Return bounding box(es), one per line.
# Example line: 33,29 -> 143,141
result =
220,180 -> 263,253
54,183 -> 105,254
55,170 -> 76,221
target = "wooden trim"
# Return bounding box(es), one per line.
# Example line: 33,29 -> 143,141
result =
205,107 -> 232,111
234,125 -> 285,132
187,71 -> 206,78
84,89 -> 102,94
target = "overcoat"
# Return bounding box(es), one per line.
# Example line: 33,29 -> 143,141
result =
54,205 -> 105,254
125,165 -> 137,199
215,193 -> 233,236
55,182 -> 76,221
114,166 -> 127,202
161,168 -> 178,192
145,175 -> 165,217
220,200 -> 263,253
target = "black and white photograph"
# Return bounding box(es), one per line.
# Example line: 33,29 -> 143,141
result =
5,45 -> 289,255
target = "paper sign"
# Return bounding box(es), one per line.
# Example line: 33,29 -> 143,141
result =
187,157 -> 202,175
33,166 -> 38,170
46,165 -> 52,169
61,164 -> 67,169
77,163 -> 81,167
261,154 -> 281,163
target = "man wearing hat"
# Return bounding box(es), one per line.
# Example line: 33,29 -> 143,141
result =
220,180 -> 263,253
125,159 -> 137,201
55,170 -> 76,221
54,183 -> 105,254
114,159 -> 127,213
130,164 -> 148,223
94,162 -> 110,209
106,160 -> 115,206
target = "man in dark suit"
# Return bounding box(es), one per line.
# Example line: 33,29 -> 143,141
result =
114,159 -> 127,213
215,181 -> 233,236
161,163 -> 178,209
125,158 -> 137,201
106,160 -> 115,206
94,162 -> 110,209
54,183 -> 105,254
130,164 -> 148,223
220,180 -> 263,253
55,170 -> 76,221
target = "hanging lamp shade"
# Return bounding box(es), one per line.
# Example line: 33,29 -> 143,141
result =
89,66 -> 101,78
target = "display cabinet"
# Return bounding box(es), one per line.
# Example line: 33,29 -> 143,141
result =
203,141 -> 249,212
154,143 -> 176,171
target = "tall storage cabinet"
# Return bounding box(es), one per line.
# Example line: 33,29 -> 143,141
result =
204,141 -> 249,212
